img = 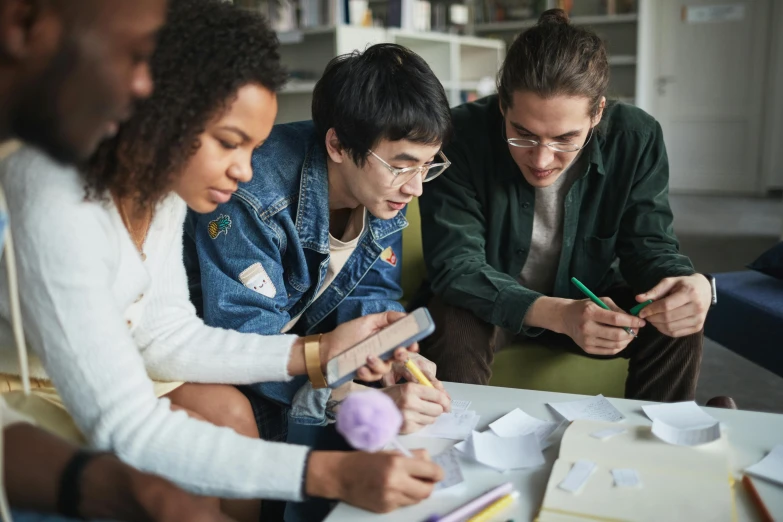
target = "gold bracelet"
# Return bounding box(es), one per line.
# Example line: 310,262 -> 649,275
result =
304,334 -> 327,389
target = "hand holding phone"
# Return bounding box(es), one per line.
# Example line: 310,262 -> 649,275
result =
325,308 -> 436,389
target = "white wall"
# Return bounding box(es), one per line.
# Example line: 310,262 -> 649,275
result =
761,0 -> 783,190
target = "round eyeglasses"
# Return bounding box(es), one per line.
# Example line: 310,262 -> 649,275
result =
503,122 -> 595,153
369,150 -> 451,188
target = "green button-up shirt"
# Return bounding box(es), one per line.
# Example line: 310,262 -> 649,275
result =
419,95 -> 695,335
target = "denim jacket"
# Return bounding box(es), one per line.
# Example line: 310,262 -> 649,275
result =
184,121 -> 406,425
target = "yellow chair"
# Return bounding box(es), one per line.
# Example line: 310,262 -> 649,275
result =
402,198 -> 628,398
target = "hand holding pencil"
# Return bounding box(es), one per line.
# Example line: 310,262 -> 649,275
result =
555,277 -> 647,357
571,277 -> 638,337
382,353 -> 449,395
378,353 -> 451,433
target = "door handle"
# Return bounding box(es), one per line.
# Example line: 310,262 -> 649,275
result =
656,76 -> 675,96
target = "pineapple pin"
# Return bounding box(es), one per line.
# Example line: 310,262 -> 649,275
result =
207,214 -> 232,239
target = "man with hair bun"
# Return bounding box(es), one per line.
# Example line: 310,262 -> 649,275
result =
418,9 -> 713,402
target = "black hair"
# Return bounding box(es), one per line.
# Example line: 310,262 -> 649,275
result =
86,0 -> 287,205
312,43 -> 452,167
498,9 -> 609,117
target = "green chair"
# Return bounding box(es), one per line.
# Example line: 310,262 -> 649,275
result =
402,198 -> 628,398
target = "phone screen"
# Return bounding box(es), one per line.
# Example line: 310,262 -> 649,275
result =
334,313 -> 419,378
326,308 -> 435,388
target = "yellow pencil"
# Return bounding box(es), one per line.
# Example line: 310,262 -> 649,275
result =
466,492 -> 518,522
405,358 -> 434,387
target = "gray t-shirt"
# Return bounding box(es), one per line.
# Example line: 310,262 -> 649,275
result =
518,154 -> 584,295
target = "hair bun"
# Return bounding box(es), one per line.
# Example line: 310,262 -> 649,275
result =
538,8 -> 570,26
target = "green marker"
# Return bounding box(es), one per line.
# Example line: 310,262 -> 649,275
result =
570,277 -> 636,337
630,299 -> 653,316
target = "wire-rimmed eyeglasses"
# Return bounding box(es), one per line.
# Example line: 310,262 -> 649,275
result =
369,150 -> 451,188
503,121 -> 595,153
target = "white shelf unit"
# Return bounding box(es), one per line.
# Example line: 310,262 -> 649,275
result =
275,26 -> 505,124
473,7 -> 639,105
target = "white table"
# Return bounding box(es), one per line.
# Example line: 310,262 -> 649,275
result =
326,383 -> 783,521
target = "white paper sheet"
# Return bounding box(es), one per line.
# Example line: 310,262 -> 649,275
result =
612,468 -> 642,488
745,444 -> 783,487
471,430 -> 545,470
650,418 -> 721,446
642,402 -> 721,446
488,408 -> 560,449
432,449 -> 464,490
453,429 -> 545,471
416,410 -> 480,440
642,401 -> 717,426
590,427 -> 627,440
450,399 -> 471,413
558,460 -> 596,493
548,395 -> 625,423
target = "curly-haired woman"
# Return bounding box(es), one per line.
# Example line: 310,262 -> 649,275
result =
0,0 -> 442,520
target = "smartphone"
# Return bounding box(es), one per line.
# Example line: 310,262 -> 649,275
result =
325,308 -> 435,389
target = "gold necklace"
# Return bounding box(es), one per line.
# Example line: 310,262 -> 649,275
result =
114,195 -> 152,261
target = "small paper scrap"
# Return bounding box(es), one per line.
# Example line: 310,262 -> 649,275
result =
590,427 -> 627,440
642,401 -> 720,446
453,430 -> 545,471
745,444 -> 783,487
559,460 -> 596,493
450,399 -> 471,413
416,410 -> 480,440
432,449 -> 464,490
611,468 -> 641,488
548,395 -> 625,423
488,408 -> 561,449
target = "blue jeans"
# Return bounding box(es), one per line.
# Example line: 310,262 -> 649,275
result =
249,376 -> 332,428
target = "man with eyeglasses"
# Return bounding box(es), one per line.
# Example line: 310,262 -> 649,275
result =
184,43 -> 453,451
416,12 -> 712,403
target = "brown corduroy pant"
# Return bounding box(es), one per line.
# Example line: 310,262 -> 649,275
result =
420,287 -> 704,402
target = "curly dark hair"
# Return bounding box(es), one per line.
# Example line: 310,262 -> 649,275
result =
86,0 -> 287,205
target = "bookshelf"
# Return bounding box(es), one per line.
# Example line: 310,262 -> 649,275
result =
473,4 -> 640,104
275,25 -> 505,124
473,12 -> 638,33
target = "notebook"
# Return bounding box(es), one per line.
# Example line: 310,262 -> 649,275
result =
537,419 -> 736,522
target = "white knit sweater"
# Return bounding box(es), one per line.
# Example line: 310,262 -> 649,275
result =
0,147 -> 311,501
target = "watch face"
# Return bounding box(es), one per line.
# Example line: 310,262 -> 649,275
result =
705,274 -> 717,305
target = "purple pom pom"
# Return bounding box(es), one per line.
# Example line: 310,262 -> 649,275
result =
336,389 -> 403,451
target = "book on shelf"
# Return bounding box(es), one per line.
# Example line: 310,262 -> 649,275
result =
235,0 -> 343,31
474,0 -> 637,24
235,0 -> 463,32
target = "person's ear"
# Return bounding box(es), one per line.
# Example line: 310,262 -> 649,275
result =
0,0 -> 61,63
325,128 -> 346,164
591,96 -> 607,128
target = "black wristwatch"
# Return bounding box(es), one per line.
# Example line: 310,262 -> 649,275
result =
58,450 -> 102,519
701,273 -> 717,306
